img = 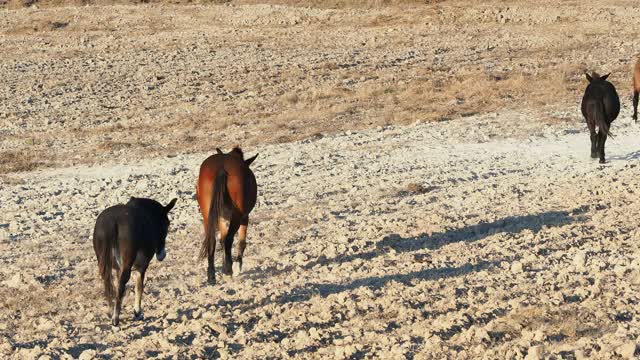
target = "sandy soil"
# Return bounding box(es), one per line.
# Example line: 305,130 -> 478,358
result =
2,1 -> 640,359
2,108 -> 640,359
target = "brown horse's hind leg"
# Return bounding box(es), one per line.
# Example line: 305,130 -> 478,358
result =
235,218 -> 249,273
633,90 -> 639,122
207,217 -> 230,285
223,221 -> 240,276
207,253 -> 216,285
133,269 -> 146,320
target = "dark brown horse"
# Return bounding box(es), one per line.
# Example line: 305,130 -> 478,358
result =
196,147 -> 258,285
581,71 -> 620,163
93,197 -> 177,325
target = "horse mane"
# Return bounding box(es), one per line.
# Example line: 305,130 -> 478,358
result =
230,146 -> 244,159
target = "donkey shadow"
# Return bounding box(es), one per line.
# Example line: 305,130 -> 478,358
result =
375,207 -> 589,254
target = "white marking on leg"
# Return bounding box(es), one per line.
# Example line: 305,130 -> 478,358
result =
134,272 -> 143,319
134,273 -> 141,313
112,304 -> 119,326
113,247 -> 121,268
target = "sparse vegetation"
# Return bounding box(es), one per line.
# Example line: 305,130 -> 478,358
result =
0,1 -> 636,174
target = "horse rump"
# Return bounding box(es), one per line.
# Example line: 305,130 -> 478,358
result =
93,209 -> 118,301
200,169 -> 232,260
587,100 -> 612,137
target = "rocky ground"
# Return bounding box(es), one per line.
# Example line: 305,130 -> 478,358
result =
2,108 -> 640,359
2,1 -> 640,173
2,1 -> 640,359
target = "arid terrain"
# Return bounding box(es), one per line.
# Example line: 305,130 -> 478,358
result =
2,1 -> 640,359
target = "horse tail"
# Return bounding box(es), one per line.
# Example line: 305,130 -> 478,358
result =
95,222 -> 116,301
590,100 -> 612,137
200,169 -> 230,260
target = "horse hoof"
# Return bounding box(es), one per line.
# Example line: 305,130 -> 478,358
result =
599,159 -> 606,164
590,153 -> 598,159
133,311 -> 144,321
207,278 -> 216,286
111,318 -> 119,326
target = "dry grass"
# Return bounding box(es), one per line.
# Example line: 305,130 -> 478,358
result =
1,1 -> 637,173
1,0 -> 436,8
235,0 -> 437,8
497,305 -> 617,344
0,150 -> 46,173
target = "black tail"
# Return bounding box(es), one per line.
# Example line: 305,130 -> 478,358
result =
589,100 -> 613,137
95,225 -> 116,301
200,170 -> 230,260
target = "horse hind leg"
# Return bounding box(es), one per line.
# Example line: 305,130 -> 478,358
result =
589,124 -> 598,159
112,266 -> 131,326
133,269 -> 146,320
633,90 -> 639,122
207,253 -> 216,285
235,220 -> 248,273
223,220 -> 240,277
207,217 -> 229,285
598,130 -> 608,164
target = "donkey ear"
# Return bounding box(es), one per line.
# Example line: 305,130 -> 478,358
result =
165,198 -> 177,213
585,72 -> 593,82
601,73 -> 610,81
245,153 -> 258,166
216,148 -> 224,155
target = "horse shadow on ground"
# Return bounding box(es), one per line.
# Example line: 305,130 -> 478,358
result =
216,207 -> 590,357
372,207 -> 589,254
278,259 -> 505,304
607,150 -> 640,161
222,258 -> 506,316
245,206 -> 589,281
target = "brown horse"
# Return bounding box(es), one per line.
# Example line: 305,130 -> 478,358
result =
633,58 -> 640,121
196,147 -> 258,285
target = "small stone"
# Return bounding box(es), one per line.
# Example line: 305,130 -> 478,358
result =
293,253 -> 308,265
616,342 -> 637,359
3,273 -> 25,289
36,318 -> 55,331
524,345 -> 544,360
511,261 -> 523,273
78,349 -> 97,360
475,328 -> 491,342
574,250 -> 587,270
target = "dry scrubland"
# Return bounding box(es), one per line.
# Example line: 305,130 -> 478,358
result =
2,0 -> 640,173
2,1 -> 640,359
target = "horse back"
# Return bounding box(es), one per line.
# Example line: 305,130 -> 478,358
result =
198,154 -> 257,215
93,205 -> 153,261
582,81 -> 620,123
